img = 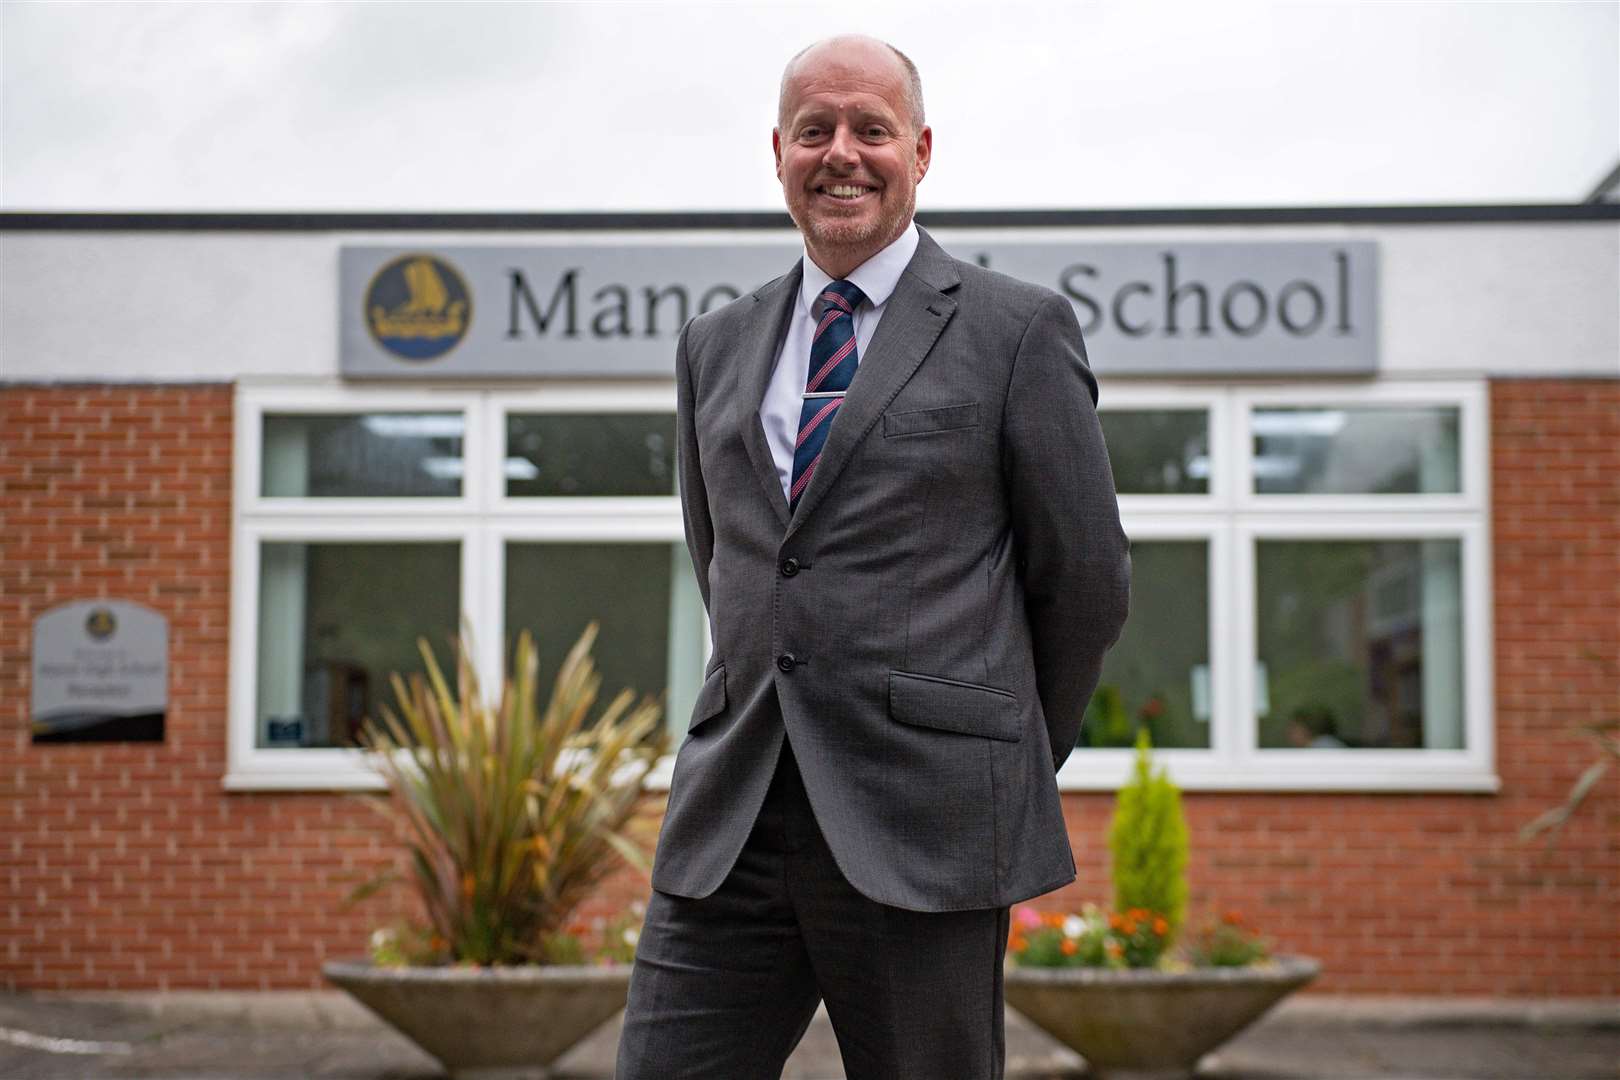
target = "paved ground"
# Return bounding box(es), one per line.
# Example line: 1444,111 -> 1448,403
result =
0,991 -> 1616,1079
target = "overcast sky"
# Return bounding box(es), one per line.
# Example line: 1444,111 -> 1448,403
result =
2,0 -> 1615,212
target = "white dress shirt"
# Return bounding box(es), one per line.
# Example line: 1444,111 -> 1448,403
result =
759,221 -> 921,503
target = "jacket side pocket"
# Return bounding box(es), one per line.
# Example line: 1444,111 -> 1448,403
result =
888,669 -> 1020,741
688,664 -> 728,732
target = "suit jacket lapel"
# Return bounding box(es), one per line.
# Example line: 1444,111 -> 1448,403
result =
734,261 -> 802,529
784,227 -> 961,540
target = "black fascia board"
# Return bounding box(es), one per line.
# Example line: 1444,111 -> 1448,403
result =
1,204 -> 1617,231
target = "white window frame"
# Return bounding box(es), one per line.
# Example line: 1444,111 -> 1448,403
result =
226,379 -> 692,791
1058,377 -> 1495,792
229,377 -> 1493,794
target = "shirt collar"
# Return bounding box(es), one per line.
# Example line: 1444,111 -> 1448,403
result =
799,220 -> 919,317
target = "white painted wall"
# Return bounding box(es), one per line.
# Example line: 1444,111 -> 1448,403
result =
2,222 -> 1615,382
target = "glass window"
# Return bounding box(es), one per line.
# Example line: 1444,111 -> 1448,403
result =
235,382 -> 1486,792
256,541 -> 461,748
262,413 -> 464,497
1251,406 -> 1459,495
1081,541 -> 1211,749
504,541 -> 705,737
1099,410 -> 1210,495
1256,539 -> 1463,750
506,413 -> 676,496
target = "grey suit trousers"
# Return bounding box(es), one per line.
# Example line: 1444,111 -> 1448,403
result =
615,701 -> 1012,1080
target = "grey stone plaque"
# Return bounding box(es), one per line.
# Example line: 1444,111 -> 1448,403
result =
340,240 -> 1377,379
31,600 -> 167,743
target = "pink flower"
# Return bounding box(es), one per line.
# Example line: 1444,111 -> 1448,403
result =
1014,906 -> 1043,930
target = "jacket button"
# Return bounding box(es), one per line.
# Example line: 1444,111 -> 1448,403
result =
776,653 -> 797,673
780,558 -> 799,577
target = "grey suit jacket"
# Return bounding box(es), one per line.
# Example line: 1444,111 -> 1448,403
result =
651,226 -> 1131,912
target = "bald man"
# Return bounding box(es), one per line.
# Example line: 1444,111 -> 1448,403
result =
615,35 -> 1130,1080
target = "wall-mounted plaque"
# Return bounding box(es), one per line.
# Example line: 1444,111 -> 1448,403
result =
31,600 -> 168,743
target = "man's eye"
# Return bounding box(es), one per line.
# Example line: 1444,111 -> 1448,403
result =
800,127 -> 825,139
864,127 -> 888,139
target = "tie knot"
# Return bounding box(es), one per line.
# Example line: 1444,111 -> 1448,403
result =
819,279 -> 866,317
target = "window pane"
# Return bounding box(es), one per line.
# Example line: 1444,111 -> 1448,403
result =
1251,406 -> 1459,494
1080,541 -> 1210,749
255,541 -> 460,748
262,413 -> 463,497
1256,539 -> 1463,750
506,414 -> 676,496
1098,410 -> 1209,494
504,542 -> 704,737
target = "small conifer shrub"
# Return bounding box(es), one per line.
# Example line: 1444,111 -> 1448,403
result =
1107,727 -> 1189,956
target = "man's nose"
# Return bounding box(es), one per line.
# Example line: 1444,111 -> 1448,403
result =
823,124 -> 860,170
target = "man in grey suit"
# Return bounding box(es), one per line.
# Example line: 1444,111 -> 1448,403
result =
616,33 -> 1130,1080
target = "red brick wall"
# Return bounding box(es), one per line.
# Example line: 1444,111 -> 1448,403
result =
0,385 -> 413,990
3,379 -> 1616,993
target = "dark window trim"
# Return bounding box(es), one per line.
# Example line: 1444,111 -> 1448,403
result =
1,204 -> 1616,232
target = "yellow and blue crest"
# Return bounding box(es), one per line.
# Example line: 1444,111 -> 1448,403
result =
364,253 -> 472,361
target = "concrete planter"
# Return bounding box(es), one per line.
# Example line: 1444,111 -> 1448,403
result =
1004,955 -> 1320,1080
322,959 -> 630,1079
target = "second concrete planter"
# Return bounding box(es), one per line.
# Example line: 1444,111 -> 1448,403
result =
1004,955 -> 1320,1080
323,958 -> 630,1079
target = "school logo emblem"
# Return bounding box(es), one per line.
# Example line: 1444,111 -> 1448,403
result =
85,607 -> 117,640
364,254 -> 472,361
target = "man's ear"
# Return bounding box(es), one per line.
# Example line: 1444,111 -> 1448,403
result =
913,125 -> 933,184
772,128 -> 785,181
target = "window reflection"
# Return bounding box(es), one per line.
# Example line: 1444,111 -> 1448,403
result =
262,413 -> 464,497
1080,541 -> 1211,749
504,542 -> 705,737
506,414 -> 676,496
255,541 -> 461,748
1099,410 -> 1210,495
1252,406 -> 1459,495
1256,539 -> 1463,750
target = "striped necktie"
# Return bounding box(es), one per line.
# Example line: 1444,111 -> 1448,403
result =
790,278 -> 866,512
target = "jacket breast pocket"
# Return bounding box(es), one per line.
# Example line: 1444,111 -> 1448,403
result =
687,665 -> 728,732
882,402 -> 980,438
888,670 -> 1020,741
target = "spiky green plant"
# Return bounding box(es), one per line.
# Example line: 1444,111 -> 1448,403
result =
356,621 -> 667,966
1108,727 -> 1190,953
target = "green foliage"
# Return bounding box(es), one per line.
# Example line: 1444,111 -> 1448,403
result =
367,923 -> 445,967
1185,911 -> 1272,968
1108,728 -> 1189,949
354,621 -> 668,966
1007,903 -> 1175,970
1008,905 -> 1114,969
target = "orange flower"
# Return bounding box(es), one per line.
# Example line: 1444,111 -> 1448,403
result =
1060,939 -> 1078,956
1009,935 -> 1028,952
1222,909 -> 1245,926
1045,912 -> 1065,929
1122,919 -> 1138,935
1108,913 -> 1124,929
1153,916 -> 1169,936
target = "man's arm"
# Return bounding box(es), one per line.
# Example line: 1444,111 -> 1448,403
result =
1002,292 -> 1132,772
675,319 -> 715,615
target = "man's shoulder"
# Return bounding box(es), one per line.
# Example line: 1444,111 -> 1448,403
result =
942,256 -> 1068,336
683,269 -> 795,353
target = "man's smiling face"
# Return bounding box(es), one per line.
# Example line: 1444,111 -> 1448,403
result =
773,38 -> 932,278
